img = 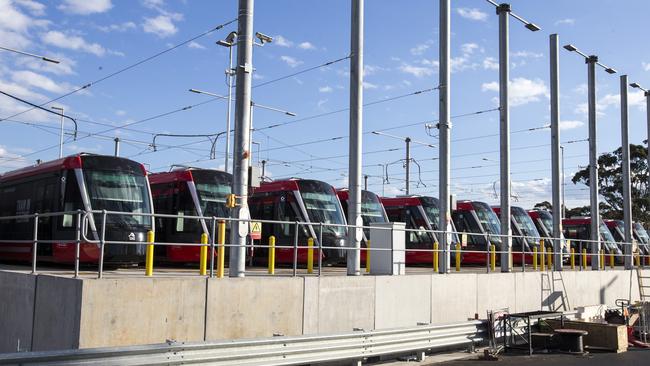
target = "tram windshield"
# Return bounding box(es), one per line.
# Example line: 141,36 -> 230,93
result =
84,169 -> 151,226
634,223 -> 650,244
420,197 -> 460,243
360,190 -> 388,226
193,171 -> 232,219
472,201 -> 502,244
512,207 -> 541,245
298,180 -> 346,237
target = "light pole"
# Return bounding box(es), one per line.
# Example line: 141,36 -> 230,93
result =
630,82 -> 650,200
439,0 -> 451,274
620,75 -> 633,269
372,131 -> 436,195
216,31 -> 238,173
51,106 -> 65,158
563,44 -> 617,270
550,33 -> 562,270
485,0 -> 541,272
0,45 -> 60,64
560,145 -> 565,218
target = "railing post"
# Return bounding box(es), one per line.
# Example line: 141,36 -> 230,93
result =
145,230 -> 154,277
547,248 -> 553,270
541,243 -> 546,272
217,220 -> 226,278
582,248 -> 587,269
293,222 -> 299,277
635,251 -> 640,268
533,246 -> 538,270
199,233 -> 208,276
307,237 -> 314,274
433,242 -> 439,273
74,211 -> 81,278
268,235 -> 275,275
366,239 -> 371,274
318,223 -> 323,277
31,213 -> 39,274
570,248 -> 575,270
209,217 -> 216,278
98,210 -> 107,279
490,244 -> 496,272
600,249 -> 605,270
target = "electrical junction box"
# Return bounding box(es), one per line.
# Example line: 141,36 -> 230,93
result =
369,222 -> 406,275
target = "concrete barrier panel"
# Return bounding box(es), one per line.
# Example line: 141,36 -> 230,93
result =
375,275 -> 431,329
430,273 -> 477,324
0,271 -> 36,352
31,275 -> 82,351
206,277 -> 303,340
599,270 -> 637,305
476,273 -> 516,316
304,276 -> 375,334
513,272 -> 543,313
78,277 -> 206,348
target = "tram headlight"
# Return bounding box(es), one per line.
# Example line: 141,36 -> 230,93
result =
338,238 -> 346,247
137,232 -> 145,242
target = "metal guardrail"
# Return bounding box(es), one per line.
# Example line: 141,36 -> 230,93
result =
0,321 -> 486,366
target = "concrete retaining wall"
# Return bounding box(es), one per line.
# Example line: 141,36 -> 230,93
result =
0,269 -> 641,352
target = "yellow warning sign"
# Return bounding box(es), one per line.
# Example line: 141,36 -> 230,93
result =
250,221 -> 262,240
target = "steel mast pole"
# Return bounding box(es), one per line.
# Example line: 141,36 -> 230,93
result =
438,0 -> 451,274
647,91 -> 650,194
498,3 -> 512,272
405,137 -> 411,195
620,75 -> 633,269
114,137 -> 120,157
587,55 -> 601,270
347,0 -> 364,276
225,45 -> 234,173
550,34 -> 562,270
229,0 -> 254,277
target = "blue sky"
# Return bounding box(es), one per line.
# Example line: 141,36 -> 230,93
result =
0,0 -> 649,209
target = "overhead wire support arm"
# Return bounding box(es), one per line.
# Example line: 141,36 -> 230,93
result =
152,131 -> 226,159
0,90 -> 78,140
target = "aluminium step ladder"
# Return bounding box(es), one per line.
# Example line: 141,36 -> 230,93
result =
637,268 -> 650,302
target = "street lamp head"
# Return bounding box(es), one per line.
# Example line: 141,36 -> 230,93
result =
216,40 -> 232,47
42,57 -> 60,64
604,67 -> 617,74
225,31 -> 237,43
188,88 -> 201,94
285,111 -> 297,117
630,82 -> 641,89
525,22 -> 541,32
255,32 -> 273,45
371,131 -> 380,135
563,44 -> 577,52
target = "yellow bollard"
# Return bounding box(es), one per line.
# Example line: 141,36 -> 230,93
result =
541,245 -> 546,271
268,236 -> 276,275
366,240 -> 371,273
547,248 -> 552,269
610,252 -> 614,269
199,233 -> 208,276
600,250 -> 605,270
570,248 -> 575,270
582,248 -> 587,269
145,230 -> 154,276
533,247 -> 538,270
433,242 -> 439,273
635,252 -> 640,267
307,237 -> 314,274
217,220 -> 226,278
490,244 -> 496,272
455,243 -> 461,272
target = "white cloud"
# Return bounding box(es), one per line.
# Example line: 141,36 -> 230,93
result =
399,63 -> 434,78
643,62 -> 650,72
187,41 -> 205,50
317,99 -> 328,110
559,120 -> 584,130
410,43 -> 430,56
482,78 -> 549,106
555,18 -> 575,26
274,35 -> 293,47
115,110 -> 126,116
280,55 -> 303,68
512,50 -> 543,58
11,70 -> 72,93
461,43 -> 479,54
143,15 -> 178,37
142,0 -> 164,9
573,83 -> 587,95
363,82 -> 378,90
41,31 -> 106,56
58,0 -> 112,15
15,0 -> 45,16
0,0 -> 33,33
456,8 -> 487,21
297,41 -> 315,50
364,65 -> 388,76
318,86 -> 333,93
97,21 -> 136,32
483,57 -> 498,70
15,53 -> 76,75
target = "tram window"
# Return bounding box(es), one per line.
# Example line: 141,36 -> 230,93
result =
61,171 -> 82,229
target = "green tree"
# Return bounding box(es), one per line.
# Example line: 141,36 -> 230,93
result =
533,201 -> 552,210
571,143 -> 650,224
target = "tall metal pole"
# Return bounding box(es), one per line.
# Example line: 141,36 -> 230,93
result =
405,137 -> 411,195
364,175 -> 368,191
587,55 -> 601,270
248,103 -> 254,168
550,34 -> 562,270
347,0 -> 363,276
261,159 -> 266,179
620,75 -> 633,269
114,137 -> 120,157
55,107 -> 65,158
224,46 -> 234,173
438,0 -> 451,274
498,3 -> 512,272
229,0 -> 254,277
561,145 -> 566,218
647,92 -> 650,195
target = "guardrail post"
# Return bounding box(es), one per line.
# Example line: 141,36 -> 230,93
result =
98,210 -> 107,279
74,211 -> 82,278
217,220 -> 226,278
200,233 -> 208,276
31,213 -> 38,274
366,239 -> 371,273
268,236 -> 275,275
533,247 -> 538,270
307,237 -> 314,274
145,230 -> 154,277
490,244 -> 496,272
570,248 -> 575,270
455,243 -> 460,272
433,242 -> 439,273
541,244 -> 546,271
293,222 -> 299,277
582,248 -> 587,269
